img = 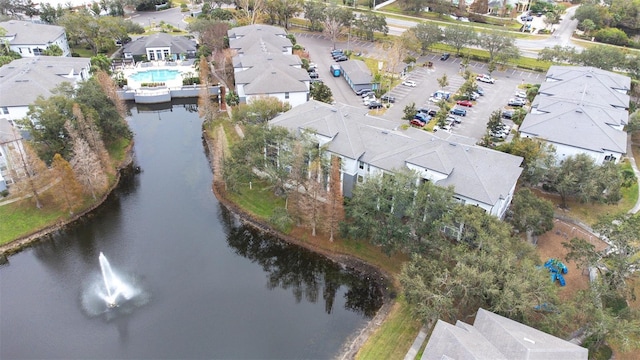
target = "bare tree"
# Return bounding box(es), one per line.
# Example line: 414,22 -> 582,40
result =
8,140 -> 47,209
235,0 -> 265,25
50,153 -> 84,215
325,156 -> 344,242
72,103 -> 112,176
65,120 -> 108,200
198,56 -> 216,121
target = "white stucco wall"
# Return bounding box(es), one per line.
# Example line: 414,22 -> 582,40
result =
520,132 -> 623,165
10,32 -> 70,57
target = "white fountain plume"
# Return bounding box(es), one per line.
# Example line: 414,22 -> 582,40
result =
99,252 -> 122,307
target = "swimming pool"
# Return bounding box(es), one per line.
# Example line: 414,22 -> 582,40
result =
129,69 -> 181,83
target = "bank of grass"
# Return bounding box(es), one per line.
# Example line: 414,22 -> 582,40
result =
356,295 -> 422,360
0,199 -> 67,245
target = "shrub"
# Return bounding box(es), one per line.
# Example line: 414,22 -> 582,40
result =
594,27 -> 629,46
183,77 -> 200,85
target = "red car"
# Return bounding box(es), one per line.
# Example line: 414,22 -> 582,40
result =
410,119 -> 426,127
456,100 -> 473,107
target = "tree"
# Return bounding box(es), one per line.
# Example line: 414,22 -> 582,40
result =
42,44 -> 63,56
403,102 -> 418,120
50,153 -> 84,215
437,73 -> 448,89
325,156 -> 344,242
235,0 -> 266,25
401,205 -> 557,325
401,0 -> 428,13
310,82 -> 333,103
544,11 -> 561,30
72,103 -> 112,177
65,120 -> 108,200
443,25 -> 476,56
341,170 -> 415,255
408,23 -> 442,54
577,46 -> 627,71
187,19 -> 229,55
264,0 -> 303,29
510,188 -> 554,236
594,27 -> 629,46
537,45 -> 578,64
198,56 -> 216,121
563,213 -> 640,354
39,3 -> 66,24
232,96 -> 291,124
476,30 -> 519,65
322,5 -> 353,49
303,0 -> 326,31
495,137 -> 555,185
580,19 -> 597,35
90,54 -> 112,75
353,11 -> 388,41
226,90 -> 240,107
7,140 -> 47,209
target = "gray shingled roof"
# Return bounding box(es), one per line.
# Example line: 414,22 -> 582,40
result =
520,100 -> 627,154
422,320 -> 507,360
229,32 -> 292,55
236,61 -> 309,94
0,20 -> 65,46
121,33 -> 196,56
474,308 -> 588,359
0,56 -> 90,107
227,24 -> 287,39
269,100 -> 524,206
538,71 -> 630,110
233,53 -> 301,69
546,66 -> 630,94
423,309 -> 588,360
339,60 -> 374,85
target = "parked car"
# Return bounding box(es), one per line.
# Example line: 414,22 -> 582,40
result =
450,108 -> 467,116
368,101 -> 383,109
355,88 -> 372,96
363,97 -> 378,106
410,118 -> 426,127
508,98 -> 526,107
414,113 -> 429,122
417,107 -> 437,117
381,94 -> 396,103
520,15 -> 533,21
308,72 -> 319,79
433,124 -> 452,132
476,74 -> 495,84
432,90 -> 451,99
308,63 -> 317,70
456,100 -> 473,107
361,91 -> 375,98
440,53 -> 450,61
330,49 -> 343,55
402,80 -> 417,87
514,91 -> 527,99
335,55 -> 348,62
502,110 -> 514,119
475,86 -> 485,96
447,115 -> 462,124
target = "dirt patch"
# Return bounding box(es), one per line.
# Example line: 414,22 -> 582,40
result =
535,219 -> 608,301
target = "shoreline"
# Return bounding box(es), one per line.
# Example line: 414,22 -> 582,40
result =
0,143 -> 135,258
203,122 -> 396,359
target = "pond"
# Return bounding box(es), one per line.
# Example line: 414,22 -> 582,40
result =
0,101 -> 382,359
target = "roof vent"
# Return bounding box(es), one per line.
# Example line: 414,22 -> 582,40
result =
585,74 -> 592,78
381,131 -> 388,135
575,109 -> 583,113
344,113 -> 349,117
271,71 -> 276,74
523,338 -> 536,344
449,143 -> 456,146
331,108 -> 337,112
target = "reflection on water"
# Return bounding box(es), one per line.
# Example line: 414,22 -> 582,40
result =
220,206 -> 383,317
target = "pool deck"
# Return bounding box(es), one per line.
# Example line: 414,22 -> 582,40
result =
118,60 -> 196,90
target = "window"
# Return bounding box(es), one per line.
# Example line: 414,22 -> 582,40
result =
357,175 -> 364,183
285,92 -> 290,99
163,49 -> 170,59
604,155 -> 616,162
148,52 -> 155,60
33,48 -> 44,56
1,107 -> 8,115
358,161 -> 364,170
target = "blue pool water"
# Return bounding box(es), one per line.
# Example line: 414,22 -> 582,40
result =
129,69 -> 181,82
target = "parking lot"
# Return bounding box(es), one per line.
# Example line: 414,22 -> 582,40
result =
295,31 -> 542,142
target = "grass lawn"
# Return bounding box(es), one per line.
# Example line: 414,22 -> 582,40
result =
0,198 -> 67,245
356,295 -> 423,360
